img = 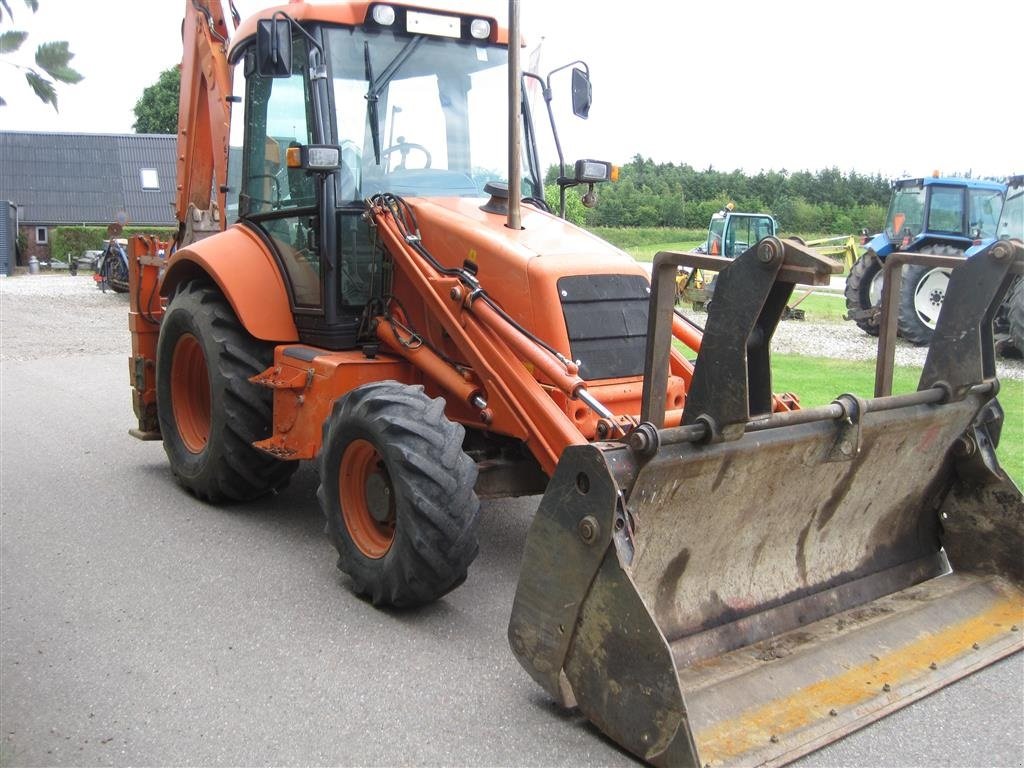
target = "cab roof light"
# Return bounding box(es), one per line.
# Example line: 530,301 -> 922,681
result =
470,19 -> 491,39
372,4 -> 396,26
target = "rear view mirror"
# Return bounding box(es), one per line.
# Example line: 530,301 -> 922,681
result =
571,67 -> 591,119
256,19 -> 292,77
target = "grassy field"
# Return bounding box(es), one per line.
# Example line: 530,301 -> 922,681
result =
588,226 -> 706,262
590,225 -> 860,271
787,291 -> 848,322
772,354 -> 1024,487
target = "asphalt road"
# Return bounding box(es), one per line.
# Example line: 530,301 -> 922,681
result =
1,299 -> 1022,767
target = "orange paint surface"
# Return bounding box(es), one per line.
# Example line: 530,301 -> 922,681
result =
230,1 -> 511,59
163,226 -> 298,342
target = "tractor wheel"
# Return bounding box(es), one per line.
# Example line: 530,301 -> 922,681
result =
897,245 -> 962,346
318,381 -> 480,607
156,280 -> 297,502
1006,277 -> 1024,355
844,251 -> 884,336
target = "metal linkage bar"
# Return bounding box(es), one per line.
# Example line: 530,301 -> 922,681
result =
641,238 -> 837,442
874,242 -> 1024,397
874,251 -> 966,398
920,240 -> 1024,399
630,381 -> 998,455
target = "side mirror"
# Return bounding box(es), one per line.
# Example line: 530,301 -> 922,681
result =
256,19 -> 292,77
571,67 -> 592,119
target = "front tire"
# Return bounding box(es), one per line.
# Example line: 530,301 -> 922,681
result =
897,245 -> 962,346
156,280 -> 297,502
318,381 -> 480,607
845,251 -> 884,336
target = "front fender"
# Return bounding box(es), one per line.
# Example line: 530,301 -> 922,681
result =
867,232 -> 893,260
161,224 -> 298,342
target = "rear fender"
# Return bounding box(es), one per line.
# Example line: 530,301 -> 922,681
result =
162,225 -> 297,342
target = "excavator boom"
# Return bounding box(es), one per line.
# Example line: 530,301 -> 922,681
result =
175,0 -> 235,243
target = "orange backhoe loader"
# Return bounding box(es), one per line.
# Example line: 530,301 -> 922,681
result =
126,1 -> 1023,765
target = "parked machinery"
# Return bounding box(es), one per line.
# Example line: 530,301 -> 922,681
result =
971,175 -> 1024,355
845,175 -> 1006,344
676,206 -> 776,307
125,3 -> 1023,765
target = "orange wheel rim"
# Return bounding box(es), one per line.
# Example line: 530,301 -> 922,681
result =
339,439 -> 395,559
170,333 -> 211,454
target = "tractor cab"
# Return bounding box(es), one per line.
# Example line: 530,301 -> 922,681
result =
225,6 -> 525,346
870,176 -> 1005,257
702,207 -> 777,257
220,4 -> 598,349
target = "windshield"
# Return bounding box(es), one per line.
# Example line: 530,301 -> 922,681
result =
969,188 -> 1004,239
326,27 -> 533,203
707,217 -> 725,254
723,215 -> 773,257
886,186 -> 926,241
998,188 -> 1023,241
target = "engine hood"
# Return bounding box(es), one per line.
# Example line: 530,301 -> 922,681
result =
406,196 -> 643,271
398,196 -> 652,380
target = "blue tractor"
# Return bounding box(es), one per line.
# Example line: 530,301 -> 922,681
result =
845,175 -> 1006,345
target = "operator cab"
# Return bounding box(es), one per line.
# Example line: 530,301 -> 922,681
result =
226,4 -> 542,349
701,209 -> 777,258
884,177 -> 1004,249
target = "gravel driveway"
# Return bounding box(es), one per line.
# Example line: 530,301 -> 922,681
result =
3,273 -> 1021,381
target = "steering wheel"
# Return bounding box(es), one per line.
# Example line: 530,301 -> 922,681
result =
380,138 -> 432,171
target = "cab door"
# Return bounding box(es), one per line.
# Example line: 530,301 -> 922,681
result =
240,37 -> 324,316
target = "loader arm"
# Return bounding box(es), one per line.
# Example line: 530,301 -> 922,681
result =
369,196 -> 588,476
176,0 -> 235,245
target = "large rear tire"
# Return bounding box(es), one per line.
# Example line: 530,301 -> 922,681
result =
844,251 -> 884,336
318,381 -> 480,607
897,245 -> 962,346
156,280 -> 297,502
1006,277 -> 1024,354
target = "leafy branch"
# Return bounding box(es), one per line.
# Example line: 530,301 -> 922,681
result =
0,0 -> 83,110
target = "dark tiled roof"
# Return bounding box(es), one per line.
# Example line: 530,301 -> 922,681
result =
0,131 -> 177,226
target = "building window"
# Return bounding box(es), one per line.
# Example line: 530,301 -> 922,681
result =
140,168 -> 160,190
35,226 -> 47,244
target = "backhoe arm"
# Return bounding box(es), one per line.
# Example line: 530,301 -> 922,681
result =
176,0 -> 234,245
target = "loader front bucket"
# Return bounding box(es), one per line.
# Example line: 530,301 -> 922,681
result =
509,238 -> 1024,767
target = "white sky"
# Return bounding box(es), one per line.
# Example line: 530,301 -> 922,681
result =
1,0 -> 1021,179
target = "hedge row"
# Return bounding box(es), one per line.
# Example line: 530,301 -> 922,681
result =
49,226 -> 177,262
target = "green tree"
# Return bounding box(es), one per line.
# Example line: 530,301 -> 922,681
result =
0,0 -> 82,110
544,184 -> 587,226
133,66 -> 180,134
